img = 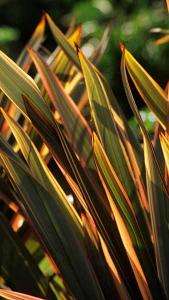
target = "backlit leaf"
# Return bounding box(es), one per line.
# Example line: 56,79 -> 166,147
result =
123,46 -> 168,128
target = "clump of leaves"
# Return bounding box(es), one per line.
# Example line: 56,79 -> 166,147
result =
0,9 -> 168,300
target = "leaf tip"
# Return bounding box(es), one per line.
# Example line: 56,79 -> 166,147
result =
74,42 -> 80,54
119,43 -> 125,52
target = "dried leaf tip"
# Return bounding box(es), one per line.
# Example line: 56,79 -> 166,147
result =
74,42 -> 80,54
39,14 -> 46,26
119,43 -> 125,52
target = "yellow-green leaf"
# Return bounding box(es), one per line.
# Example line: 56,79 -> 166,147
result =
28,48 -> 93,169
46,13 -> 81,70
77,48 -> 133,193
1,109 -> 83,241
121,47 -> 169,298
123,46 -> 168,128
0,148 -> 105,300
0,50 -> 53,124
160,133 -> 169,173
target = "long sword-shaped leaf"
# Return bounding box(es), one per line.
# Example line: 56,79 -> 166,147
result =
46,13 -> 81,70
0,50 -> 53,123
121,47 -> 169,298
81,214 -> 119,300
28,48 -> 93,169
123,46 -> 168,129
0,214 -> 51,298
27,50 -> 113,220
0,290 -> 44,300
160,133 -> 169,172
22,95 -> 142,300
93,133 -> 165,299
1,109 -> 83,240
93,133 -> 153,300
0,149 -> 105,300
90,19 -> 113,65
154,35 -> 169,45
0,15 -> 46,137
77,47 -> 151,247
37,25 -> 81,104
143,136 -> 169,298
77,47 -> 135,198
47,25 -> 81,76
166,0 -> 169,12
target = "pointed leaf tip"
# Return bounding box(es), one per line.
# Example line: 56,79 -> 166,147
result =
119,43 -> 125,52
74,42 -> 80,54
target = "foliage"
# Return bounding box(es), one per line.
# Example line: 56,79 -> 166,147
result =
0,8 -> 168,300
0,0 -> 169,117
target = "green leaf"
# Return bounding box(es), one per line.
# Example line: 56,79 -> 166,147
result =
93,133 -> 153,299
123,46 -> 168,129
48,25 -> 81,77
121,47 -> 169,299
77,47 -> 135,197
89,20 -> 113,65
143,135 -> 169,298
0,16 -> 46,139
0,214 -> 50,298
0,50 -> 53,124
0,140 -> 105,300
93,132 -> 166,299
28,48 -> 93,170
1,109 -> 83,240
46,14 -> 81,70
22,95 -> 141,300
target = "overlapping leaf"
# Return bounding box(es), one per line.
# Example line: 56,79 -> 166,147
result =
0,214 -> 50,298
28,48 -> 93,169
1,109 -> 83,239
93,133 -> 164,299
121,47 -> 169,298
0,16 -> 46,136
22,95 -> 143,300
77,47 -> 150,240
0,50 -> 53,123
0,138 -> 105,300
46,13 -> 81,70
123,46 -> 168,128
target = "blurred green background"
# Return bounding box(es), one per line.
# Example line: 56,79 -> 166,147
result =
0,0 -> 168,119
